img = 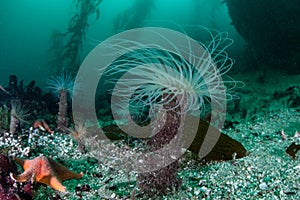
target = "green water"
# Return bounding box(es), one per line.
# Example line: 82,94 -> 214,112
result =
0,0 -> 244,88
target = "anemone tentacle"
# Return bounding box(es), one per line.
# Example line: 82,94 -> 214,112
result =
47,72 -> 75,97
103,27 -> 238,117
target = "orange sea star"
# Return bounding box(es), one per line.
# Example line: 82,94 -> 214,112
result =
10,155 -> 84,192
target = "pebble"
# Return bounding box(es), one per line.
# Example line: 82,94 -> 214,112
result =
259,182 -> 268,190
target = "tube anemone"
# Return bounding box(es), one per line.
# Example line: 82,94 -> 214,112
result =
47,73 -> 74,97
47,73 -> 75,130
9,100 -> 29,135
103,27 -> 237,195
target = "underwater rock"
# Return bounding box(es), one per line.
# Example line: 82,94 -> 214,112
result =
272,86 -> 300,108
0,153 -> 18,173
103,117 -> 247,162
286,142 -> 300,159
8,75 -> 18,97
225,0 -> 300,73
0,154 -> 33,200
0,75 -> 56,124
187,117 -> 247,161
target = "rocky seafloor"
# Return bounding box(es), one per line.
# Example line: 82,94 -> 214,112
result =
0,70 -> 299,200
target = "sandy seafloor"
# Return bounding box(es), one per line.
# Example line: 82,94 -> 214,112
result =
1,69 -> 299,200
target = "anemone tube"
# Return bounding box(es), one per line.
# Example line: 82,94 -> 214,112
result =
137,94 -> 186,194
47,73 -> 74,131
57,89 -> 68,130
9,112 -> 19,135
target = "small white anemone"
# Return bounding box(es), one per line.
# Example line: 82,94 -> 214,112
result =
47,72 -> 75,97
10,100 -> 30,122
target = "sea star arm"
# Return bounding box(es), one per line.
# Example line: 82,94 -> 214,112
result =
49,158 -> 84,180
49,176 -> 66,192
10,169 -> 35,182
